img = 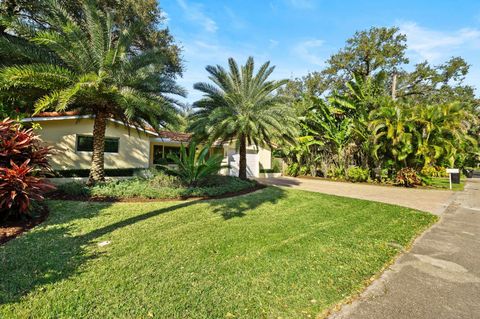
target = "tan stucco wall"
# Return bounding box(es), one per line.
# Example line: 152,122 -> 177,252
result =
258,147 -> 272,170
223,143 -> 271,169
33,119 -> 151,170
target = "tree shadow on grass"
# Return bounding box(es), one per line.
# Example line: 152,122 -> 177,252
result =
0,186 -> 286,305
206,186 -> 287,220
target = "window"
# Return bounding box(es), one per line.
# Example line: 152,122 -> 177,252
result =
153,145 -> 181,164
208,147 -> 224,159
76,136 -> 119,153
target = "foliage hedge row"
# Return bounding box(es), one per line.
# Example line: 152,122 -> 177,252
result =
53,168 -> 144,178
56,175 -> 257,200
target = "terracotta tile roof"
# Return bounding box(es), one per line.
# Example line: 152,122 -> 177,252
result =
157,130 -> 192,142
33,111 -> 82,117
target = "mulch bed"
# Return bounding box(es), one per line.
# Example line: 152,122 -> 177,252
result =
0,205 -> 49,245
46,183 -> 267,203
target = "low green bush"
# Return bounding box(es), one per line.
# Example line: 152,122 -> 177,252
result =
420,166 -> 447,178
346,166 -> 369,183
149,170 -> 183,188
327,166 -> 344,179
272,159 -> 282,173
53,168 -> 143,178
286,163 -> 300,176
56,182 -> 91,196
57,175 -> 257,199
260,168 -> 280,174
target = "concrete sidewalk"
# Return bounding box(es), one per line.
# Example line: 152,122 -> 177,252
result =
329,178 -> 480,319
258,177 -> 454,214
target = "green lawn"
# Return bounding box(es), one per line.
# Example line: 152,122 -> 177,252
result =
0,187 -> 436,318
427,177 -> 465,191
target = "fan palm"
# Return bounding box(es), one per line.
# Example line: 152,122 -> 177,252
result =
0,0 -> 184,185
188,57 -> 297,179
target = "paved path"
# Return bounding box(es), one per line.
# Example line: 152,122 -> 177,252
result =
328,178 -> 480,319
258,177 -> 454,214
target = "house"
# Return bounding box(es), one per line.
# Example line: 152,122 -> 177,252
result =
22,112 -> 272,178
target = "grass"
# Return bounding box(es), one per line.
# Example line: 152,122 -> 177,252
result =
0,187 -> 437,318
426,177 -> 465,191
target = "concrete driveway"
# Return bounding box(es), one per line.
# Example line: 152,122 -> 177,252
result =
329,178 -> 480,319
257,176 -> 454,215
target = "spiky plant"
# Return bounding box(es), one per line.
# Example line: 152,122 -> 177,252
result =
188,57 -> 297,179
0,0 -> 185,185
161,142 -> 224,186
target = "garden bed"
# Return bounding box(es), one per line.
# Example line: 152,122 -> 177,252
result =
0,205 -> 49,245
50,175 -> 264,202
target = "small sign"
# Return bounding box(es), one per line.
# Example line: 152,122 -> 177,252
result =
446,168 -> 459,174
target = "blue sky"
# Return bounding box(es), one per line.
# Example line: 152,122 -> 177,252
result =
160,0 -> 480,103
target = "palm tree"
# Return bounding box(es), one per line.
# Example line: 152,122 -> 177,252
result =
188,57 -> 297,179
0,0 -> 184,185
369,102 -> 415,169
413,102 -> 478,168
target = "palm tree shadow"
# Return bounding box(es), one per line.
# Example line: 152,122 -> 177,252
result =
0,200 -> 197,305
207,186 -> 286,220
0,186 -> 285,305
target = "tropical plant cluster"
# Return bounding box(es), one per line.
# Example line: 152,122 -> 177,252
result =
0,119 -> 54,219
279,27 -> 479,185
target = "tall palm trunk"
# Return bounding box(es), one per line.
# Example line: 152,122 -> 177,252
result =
87,113 -> 107,186
239,134 -> 247,180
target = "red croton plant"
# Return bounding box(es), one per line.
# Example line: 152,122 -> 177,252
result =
0,118 -> 55,219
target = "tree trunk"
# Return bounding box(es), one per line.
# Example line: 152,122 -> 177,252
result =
239,135 -> 247,180
391,72 -> 398,100
87,113 -> 107,186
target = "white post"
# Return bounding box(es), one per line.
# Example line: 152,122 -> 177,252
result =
449,173 -> 452,190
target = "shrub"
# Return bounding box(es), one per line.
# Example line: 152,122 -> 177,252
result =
395,167 -> 421,187
53,168 -> 143,177
0,119 -> 54,219
0,160 -> 55,219
299,165 -> 309,176
149,170 -> 183,188
0,118 -> 50,170
56,181 -> 91,197
286,163 -> 300,176
56,175 -> 257,200
327,166 -> 344,179
347,166 -> 370,183
420,166 -> 448,178
272,159 -> 282,173
161,142 -> 224,186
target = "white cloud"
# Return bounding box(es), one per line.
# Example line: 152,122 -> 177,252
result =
400,21 -> 480,62
285,0 -> 316,9
176,0 -> 218,33
269,39 -> 280,48
224,6 -> 246,30
293,39 -> 325,66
